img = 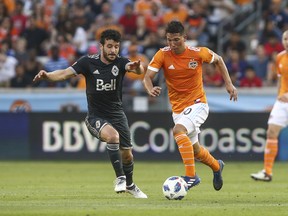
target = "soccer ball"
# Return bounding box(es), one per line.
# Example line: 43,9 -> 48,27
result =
162,176 -> 188,200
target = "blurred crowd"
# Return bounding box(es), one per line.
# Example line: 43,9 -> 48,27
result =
0,0 -> 287,94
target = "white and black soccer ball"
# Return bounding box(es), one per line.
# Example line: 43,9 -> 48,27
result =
162,176 -> 188,200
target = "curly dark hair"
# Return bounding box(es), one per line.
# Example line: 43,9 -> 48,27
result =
100,29 -> 122,45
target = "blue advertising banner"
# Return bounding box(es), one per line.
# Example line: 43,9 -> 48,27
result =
0,113 -> 29,159
1,112 -> 287,161
27,112 -> 273,161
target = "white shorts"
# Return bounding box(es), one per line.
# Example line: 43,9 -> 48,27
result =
172,103 -> 209,144
268,100 -> 288,127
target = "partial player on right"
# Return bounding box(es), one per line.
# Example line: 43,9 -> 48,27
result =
251,30 -> 288,182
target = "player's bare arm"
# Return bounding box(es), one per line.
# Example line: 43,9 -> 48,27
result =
33,68 -> 76,83
126,60 -> 144,74
143,69 -> 162,97
213,54 -> 238,101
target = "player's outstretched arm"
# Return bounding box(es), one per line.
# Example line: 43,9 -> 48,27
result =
33,68 -> 76,83
143,69 -> 162,97
214,54 -> 238,101
126,60 -> 144,74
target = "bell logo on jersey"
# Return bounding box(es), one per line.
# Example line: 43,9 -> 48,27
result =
188,60 -> 198,69
96,79 -> 116,91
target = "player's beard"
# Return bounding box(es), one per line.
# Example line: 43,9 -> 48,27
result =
103,50 -> 117,63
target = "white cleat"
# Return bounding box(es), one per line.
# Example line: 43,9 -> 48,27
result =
114,176 -> 126,193
250,170 -> 272,182
126,184 -> 148,198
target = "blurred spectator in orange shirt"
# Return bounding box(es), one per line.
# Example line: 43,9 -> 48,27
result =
134,0 -> 162,16
134,0 -> 152,15
94,14 -> 123,41
235,0 -> 253,5
3,0 -> 15,15
32,2 -> 51,30
162,0 -> 188,24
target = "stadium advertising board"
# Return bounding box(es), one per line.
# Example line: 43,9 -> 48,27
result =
0,113 -> 30,159
1,112 -> 287,161
27,112 -> 288,161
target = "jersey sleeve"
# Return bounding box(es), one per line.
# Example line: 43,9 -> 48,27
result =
121,57 -> 130,72
147,49 -> 164,72
199,47 -> 214,64
71,56 -> 90,75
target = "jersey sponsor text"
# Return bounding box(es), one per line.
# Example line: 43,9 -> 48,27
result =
96,79 -> 116,91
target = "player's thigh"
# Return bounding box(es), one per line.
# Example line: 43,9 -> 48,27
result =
268,100 -> 288,127
110,115 -> 133,150
173,103 -> 209,135
84,116 -> 112,141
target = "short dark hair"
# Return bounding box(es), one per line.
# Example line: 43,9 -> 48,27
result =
165,21 -> 185,35
100,29 -> 122,45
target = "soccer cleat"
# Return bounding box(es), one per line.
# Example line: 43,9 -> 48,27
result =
114,176 -> 126,193
126,184 -> 148,198
213,160 -> 225,191
181,175 -> 201,190
250,170 -> 272,182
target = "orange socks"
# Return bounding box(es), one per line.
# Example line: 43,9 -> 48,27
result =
264,139 -> 278,175
194,145 -> 220,172
175,132 -> 195,177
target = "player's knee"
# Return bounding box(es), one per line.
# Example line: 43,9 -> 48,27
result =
122,150 -> 133,163
193,142 -> 201,154
266,127 -> 280,139
106,131 -> 120,143
173,124 -> 187,136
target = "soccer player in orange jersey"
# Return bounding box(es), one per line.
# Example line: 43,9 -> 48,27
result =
251,30 -> 288,182
143,21 -> 237,191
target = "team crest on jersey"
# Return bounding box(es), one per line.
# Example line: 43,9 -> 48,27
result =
188,60 -> 198,69
111,65 -> 119,76
95,120 -> 100,129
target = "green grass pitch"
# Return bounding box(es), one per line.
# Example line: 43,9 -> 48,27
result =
0,161 -> 288,216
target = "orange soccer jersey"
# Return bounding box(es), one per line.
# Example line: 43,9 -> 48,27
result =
148,46 -> 214,113
276,51 -> 288,96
